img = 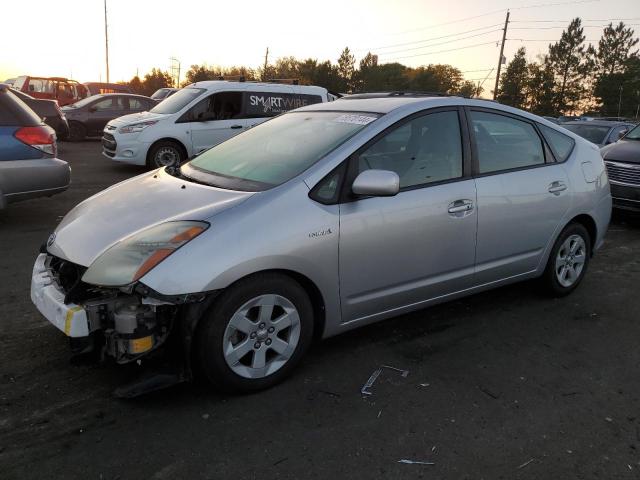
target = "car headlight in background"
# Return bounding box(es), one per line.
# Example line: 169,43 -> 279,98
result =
118,120 -> 158,134
82,221 -> 209,286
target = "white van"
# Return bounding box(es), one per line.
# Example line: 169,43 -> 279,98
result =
102,81 -> 331,168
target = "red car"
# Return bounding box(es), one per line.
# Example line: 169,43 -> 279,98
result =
13,76 -> 87,106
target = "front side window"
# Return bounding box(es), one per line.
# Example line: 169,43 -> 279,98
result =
357,110 -> 463,189
624,123 -> 640,140
92,97 -> 126,111
179,92 -> 243,122
184,111 -> 379,191
471,111 -> 545,174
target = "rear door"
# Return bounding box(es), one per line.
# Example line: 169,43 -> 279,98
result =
86,96 -> 127,136
469,108 -> 570,284
338,108 -> 477,322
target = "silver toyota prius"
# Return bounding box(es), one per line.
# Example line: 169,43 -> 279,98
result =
31,93 -> 612,394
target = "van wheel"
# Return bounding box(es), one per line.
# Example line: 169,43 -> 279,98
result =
68,122 -> 86,142
196,273 -> 314,393
147,141 -> 184,169
542,223 -> 591,297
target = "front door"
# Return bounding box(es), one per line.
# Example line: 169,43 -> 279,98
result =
189,91 -> 248,155
87,96 -> 127,136
339,109 -> 478,323
469,109 -> 571,283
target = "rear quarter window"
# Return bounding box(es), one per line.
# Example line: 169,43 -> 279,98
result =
0,91 -> 41,126
538,124 -> 575,162
243,92 -> 323,118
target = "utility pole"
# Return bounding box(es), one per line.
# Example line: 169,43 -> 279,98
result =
263,47 -> 269,81
104,0 -> 110,83
493,10 -> 510,100
618,85 -> 623,118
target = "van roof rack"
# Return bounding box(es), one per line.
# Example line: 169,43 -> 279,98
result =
217,75 -> 246,82
266,78 -> 300,85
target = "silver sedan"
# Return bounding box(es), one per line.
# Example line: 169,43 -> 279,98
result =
32,93 -> 611,394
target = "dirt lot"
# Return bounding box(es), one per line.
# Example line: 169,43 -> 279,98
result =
1,141 -> 639,479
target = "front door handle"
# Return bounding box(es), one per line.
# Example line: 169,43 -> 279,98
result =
548,181 -> 567,195
448,199 -> 474,216
230,125 -> 243,129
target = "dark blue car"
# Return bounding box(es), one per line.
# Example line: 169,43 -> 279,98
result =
0,84 -> 70,209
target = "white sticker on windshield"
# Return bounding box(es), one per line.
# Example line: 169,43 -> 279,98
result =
333,114 -> 377,125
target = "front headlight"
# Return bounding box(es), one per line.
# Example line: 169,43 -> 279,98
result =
82,221 -> 209,286
119,120 -> 158,134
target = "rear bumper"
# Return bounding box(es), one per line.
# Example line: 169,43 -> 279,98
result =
0,157 -> 70,208
610,182 -> 640,212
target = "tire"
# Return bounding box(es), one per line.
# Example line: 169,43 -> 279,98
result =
541,223 -> 591,297
196,273 -> 314,393
68,121 -> 86,142
147,141 -> 185,169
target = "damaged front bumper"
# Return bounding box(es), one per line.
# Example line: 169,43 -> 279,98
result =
30,253 -> 204,366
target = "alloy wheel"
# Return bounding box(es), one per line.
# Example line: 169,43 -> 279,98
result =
555,234 -> 586,288
223,294 -> 301,379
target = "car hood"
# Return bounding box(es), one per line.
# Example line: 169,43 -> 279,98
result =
47,168 -> 255,267
601,139 -> 640,164
107,110 -> 167,127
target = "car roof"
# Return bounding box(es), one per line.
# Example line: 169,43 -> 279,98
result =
562,120 -> 633,127
91,93 -> 152,99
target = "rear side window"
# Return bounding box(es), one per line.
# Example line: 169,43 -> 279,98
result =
538,124 -> 575,162
471,111 -> 545,174
0,91 -> 41,126
243,92 -> 323,118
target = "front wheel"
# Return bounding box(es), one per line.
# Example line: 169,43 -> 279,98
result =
196,273 -> 314,393
542,223 -> 591,296
147,141 -> 184,169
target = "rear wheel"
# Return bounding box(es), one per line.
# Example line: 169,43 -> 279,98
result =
68,121 -> 86,142
542,223 -> 591,296
147,141 -> 184,169
196,273 -> 314,393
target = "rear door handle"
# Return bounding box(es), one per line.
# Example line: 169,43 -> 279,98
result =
548,181 -> 567,195
230,125 -> 243,129
448,199 -> 474,216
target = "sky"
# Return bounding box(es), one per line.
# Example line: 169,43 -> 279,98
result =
1,0 -> 639,90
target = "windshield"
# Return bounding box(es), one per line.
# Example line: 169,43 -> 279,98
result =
64,95 -> 101,109
563,124 -> 610,144
184,111 -> 380,191
150,89 -> 204,114
151,89 -> 170,99
624,123 -> 640,140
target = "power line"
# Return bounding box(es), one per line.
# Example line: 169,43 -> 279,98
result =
510,0 -> 601,10
510,23 -> 640,30
384,9 -> 506,37
508,38 -> 601,41
383,41 -> 498,62
376,29 -> 503,57
358,23 -> 503,52
511,17 -> 640,23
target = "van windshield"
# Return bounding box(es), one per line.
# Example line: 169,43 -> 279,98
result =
182,111 -> 380,191
150,88 -> 204,114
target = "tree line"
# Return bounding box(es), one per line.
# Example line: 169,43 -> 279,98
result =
123,18 -> 638,117
497,19 -> 639,117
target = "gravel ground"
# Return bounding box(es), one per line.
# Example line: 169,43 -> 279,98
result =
1,141 -> 639,479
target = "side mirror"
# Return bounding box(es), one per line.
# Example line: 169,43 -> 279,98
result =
88,106 -> 97,113
618,130 -> 627,140
352,169 -> 400,197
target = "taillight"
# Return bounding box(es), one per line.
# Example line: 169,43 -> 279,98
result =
14,126 -> 57,156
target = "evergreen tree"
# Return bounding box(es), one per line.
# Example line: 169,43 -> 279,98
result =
337,47 -> 356,92
546,18 -> 590,114
496,47 -> 529,108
